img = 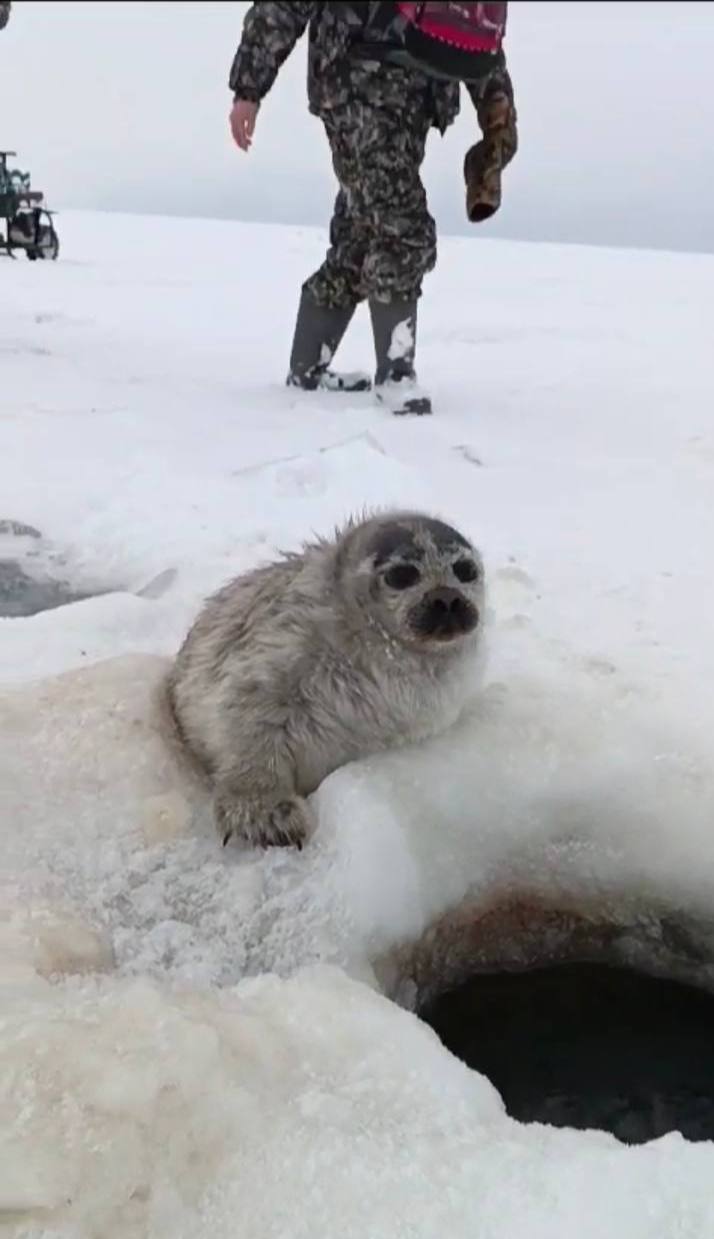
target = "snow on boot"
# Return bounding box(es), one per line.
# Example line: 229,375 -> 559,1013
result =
374,374 -> 433,416
286,289 -> 371,393
369,297 -> 432,416
312,366 -> 373,393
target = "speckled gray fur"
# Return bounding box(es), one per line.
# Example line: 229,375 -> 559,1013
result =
167,510 -> 485,849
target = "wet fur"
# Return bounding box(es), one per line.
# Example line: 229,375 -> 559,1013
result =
166,510 -> 485,849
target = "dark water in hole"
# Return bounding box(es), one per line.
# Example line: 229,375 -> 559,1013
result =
0,558 -> 93,617
420,962 -> 714,1144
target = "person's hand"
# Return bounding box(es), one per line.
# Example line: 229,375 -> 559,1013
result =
230,99 -> 258,152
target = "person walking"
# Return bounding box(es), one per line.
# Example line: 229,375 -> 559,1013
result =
229,2 -> 517,415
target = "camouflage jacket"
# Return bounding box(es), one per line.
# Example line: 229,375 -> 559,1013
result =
0,1 -> 11,32
229,2 -> 516,137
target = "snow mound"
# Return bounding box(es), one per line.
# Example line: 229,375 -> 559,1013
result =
4,966 -> 714,1239
3,634 -> 714,999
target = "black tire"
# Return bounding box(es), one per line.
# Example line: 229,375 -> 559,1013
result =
26,230 -> 59,261
43,229 -> 59,261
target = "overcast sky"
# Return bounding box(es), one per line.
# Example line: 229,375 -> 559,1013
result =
2,1 -> 713,254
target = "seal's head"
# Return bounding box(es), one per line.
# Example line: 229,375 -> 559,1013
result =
336,511 -> 484,652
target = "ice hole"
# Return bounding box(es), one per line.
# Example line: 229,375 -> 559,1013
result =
420,959 -> 714,1144
0,558 -> 97,617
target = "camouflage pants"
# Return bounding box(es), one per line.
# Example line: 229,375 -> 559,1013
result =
304,100 -> 436,308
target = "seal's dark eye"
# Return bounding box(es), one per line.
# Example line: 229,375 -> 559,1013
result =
453,558 -> 478,584
384,563 -> 421,590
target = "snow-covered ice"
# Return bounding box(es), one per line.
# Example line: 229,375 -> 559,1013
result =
2,211 -> 714,1237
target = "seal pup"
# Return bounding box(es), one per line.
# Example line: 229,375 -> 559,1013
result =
167,510 -> 485,849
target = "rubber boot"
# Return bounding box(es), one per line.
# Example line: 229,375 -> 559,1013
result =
286,288 -> 371,393
369,297 -> 432,416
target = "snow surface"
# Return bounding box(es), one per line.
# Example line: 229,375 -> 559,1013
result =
2,211 -> 714,1237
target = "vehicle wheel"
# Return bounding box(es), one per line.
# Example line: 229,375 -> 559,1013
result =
42,230 -> 60,260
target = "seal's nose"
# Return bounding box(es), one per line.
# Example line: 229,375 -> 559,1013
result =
420,588 -> 479,637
